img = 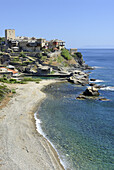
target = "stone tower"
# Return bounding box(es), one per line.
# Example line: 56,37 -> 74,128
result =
5,29 -> 15,44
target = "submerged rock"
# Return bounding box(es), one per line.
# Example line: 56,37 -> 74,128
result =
76,95 -> 86,100
99,98 -> 110,101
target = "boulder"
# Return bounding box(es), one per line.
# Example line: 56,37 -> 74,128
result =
90,78 -> 96,81
83,87 -> 99,96
68,71 -> 89,86
76,95 -> 86,100
89,83 -> 96,86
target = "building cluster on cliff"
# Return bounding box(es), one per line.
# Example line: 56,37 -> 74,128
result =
0,29 -> 80,77
0,29 -> 66,52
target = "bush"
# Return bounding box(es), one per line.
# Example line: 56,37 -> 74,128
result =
0,85 -> 10,101
36,81 -> 40,84
61,49 -> 72,60
19,52 -> 26,58
19,81 -> 27,84
50,70 -> 55,75
9,79 -> 17,83
3,74 -> 7,78
57,55 -> 64,63
0,77 -> 19,84
23,77 -> 33,81
11,89 -> 16,93
41,56 -> 47,61
0,77 -> 5,82
36,53 -> 43,59
2,49 -> 5,52
73,52 -> 82,58
23,77 -> 41,82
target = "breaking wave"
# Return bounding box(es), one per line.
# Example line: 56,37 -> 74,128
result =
34,112 -> 66,169
92,66 -> 104,69
100,86 -> 114,91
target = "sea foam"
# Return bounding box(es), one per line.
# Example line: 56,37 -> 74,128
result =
34,112 -> 66,169
100,86 -> 114,91
92,66 -> 104,69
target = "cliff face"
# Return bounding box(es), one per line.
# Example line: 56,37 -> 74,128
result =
35,49 -> 90,71
4,49 -> 92,74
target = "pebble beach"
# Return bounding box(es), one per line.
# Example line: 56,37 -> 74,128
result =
0,80 -> 64,170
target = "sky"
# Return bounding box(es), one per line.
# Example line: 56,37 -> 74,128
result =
0,0 -> 114,48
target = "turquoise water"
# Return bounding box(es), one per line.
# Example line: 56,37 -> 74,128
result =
37,49 -> 114,170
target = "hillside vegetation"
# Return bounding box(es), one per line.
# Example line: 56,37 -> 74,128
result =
0,85 -> 10,101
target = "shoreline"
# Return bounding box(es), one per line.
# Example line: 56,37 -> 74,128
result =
0,80 -> 65,170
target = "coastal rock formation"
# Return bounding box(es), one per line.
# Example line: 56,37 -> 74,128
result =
68,70 -> 89,86
76,86 -> 110,101
76,86 -> 100,100
83,86 -> 100,96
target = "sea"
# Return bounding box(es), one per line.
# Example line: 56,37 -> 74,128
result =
35,49 -> 114,170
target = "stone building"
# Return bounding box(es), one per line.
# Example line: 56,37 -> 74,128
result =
37,38 -> 47,48
48,39 -> 65,50
5,29 -> 15,44
3,29 -> 65,52
19,40 -> 40,52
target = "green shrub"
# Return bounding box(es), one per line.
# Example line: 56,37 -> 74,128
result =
57,55 -> 64,63
73,52 -> 82,58
19,52 -> 26,58
41,56 -> 47,61
35,81 -> 40,84
19,81 -> 27,84
23,77 -> 41,82
0,77 -> 5,82
76,52 -> 82,58
50,70 -> 55,74
34,78 -> 42,82
3,74 -> 7,78
2,49 -> 5,52
61,49 -> 72,60
11,89 -> 16,93
23,77 -> 33,81
63,62 -> 69,67
0,85 -> 10,101
36,53 -> 43,59
9,79 -> 17,83
3,77 -> 7,80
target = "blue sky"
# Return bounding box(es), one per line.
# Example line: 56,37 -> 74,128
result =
0,0 -> 114,48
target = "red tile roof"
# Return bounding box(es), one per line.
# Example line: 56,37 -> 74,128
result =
0,67 -> 18,74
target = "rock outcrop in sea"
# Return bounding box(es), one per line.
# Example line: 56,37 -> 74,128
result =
68,70 -> 89,86
76,85 -> 110,101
